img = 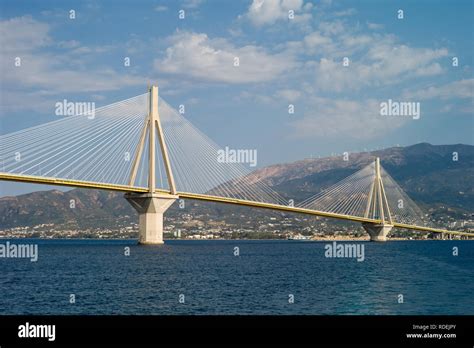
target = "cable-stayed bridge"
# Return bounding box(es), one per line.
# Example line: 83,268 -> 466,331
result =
0,86 -> 471,243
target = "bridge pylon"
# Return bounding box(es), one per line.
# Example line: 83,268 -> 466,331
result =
362,157 -> 393,242
125,85 -> 178,244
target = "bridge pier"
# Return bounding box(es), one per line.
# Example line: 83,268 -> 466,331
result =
362,223 -> 393,242
125,193 -> 178,245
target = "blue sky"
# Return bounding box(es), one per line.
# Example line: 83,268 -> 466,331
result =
0,0 -> 473,195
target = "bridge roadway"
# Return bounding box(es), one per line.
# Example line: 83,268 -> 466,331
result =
1,172 -> 472,238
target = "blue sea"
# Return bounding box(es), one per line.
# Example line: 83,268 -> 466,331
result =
0,239 -> 473,315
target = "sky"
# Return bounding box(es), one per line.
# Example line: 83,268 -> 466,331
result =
0,0 -> 473,196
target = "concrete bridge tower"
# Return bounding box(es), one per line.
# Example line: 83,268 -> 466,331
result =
125,86 -> 178,244
362,157 -> 393,242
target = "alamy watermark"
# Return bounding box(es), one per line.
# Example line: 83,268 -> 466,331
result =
55,99 -> 95,119
0,241 -> 38,262
18,322 -> 55,341
217,146 -> 257,167
324,241 -> 365,262
380,99 -> 420,120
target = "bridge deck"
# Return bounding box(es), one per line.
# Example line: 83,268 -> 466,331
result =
1,172 -> 472,237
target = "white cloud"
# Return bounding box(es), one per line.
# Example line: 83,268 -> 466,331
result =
291,97 -> 407,139
342,34 -> 372,48
154,31 -> 296,84
334,8 -> 356,17
58,40 -> 81,49
2,54 -> 144,93
304,32 -> 332,48
275,89 -> 301,102
243,0 -> 312,27
367,22 -> 383,30
0,90 -> 58,114
271,16 -> 450,93
310,36 -> 449,92
404,79 -> 474,100
0,16 -> 51,53
414,63 -> 443,77
0,16 -> 145,115
154,5 -> 168,12
318,21 -> 345,35
237,90 -> 275,104
182,0 -> 204,9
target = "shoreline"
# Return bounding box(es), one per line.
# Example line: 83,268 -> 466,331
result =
0,236 -> 468,242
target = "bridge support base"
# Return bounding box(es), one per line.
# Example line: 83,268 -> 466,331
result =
362,223 -> 393,242
125,193 -> 178,245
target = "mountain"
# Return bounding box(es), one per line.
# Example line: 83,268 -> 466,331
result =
255,143 -> 474,210
0,143 -> 472,230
